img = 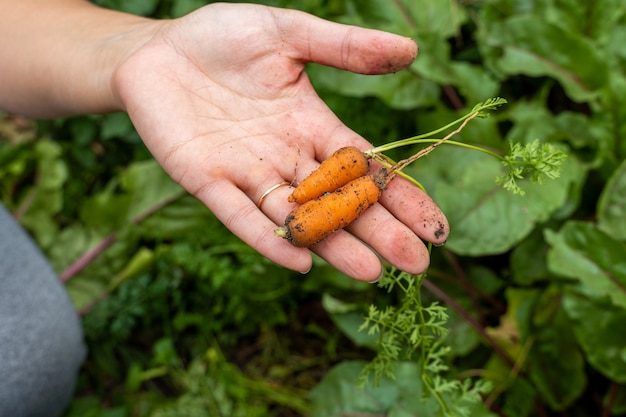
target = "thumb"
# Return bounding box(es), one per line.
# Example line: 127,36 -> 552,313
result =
279,9 -> 418,75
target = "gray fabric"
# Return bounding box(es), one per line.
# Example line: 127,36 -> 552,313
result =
0,205 -> 85,417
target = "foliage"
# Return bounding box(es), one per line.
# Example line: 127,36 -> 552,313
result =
1,0 -> 626,416
358,269 -> 492,417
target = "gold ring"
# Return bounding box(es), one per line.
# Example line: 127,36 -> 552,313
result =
257,181 -> 290,208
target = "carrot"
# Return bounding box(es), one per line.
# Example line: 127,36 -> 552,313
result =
277,174 -> 384,247
288,146 -> 369,204
277,98 -> 511,249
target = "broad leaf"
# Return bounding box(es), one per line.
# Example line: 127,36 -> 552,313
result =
598,159 -> 626,241
532,0 -> 626,43
408,147 -> 582,256
80,160 -> 183,233
563,292 -> 626,383
310,361 -> 495,417
95,0 -> 159,16
511,230 -> 552,285
546,221 -> 626,309
445,309 -> 481,357
611,384 -> 626,415
479,14 -> 609,102
340,0 -> 466,39
501,379 -> 536,417
310,361 -> 408,417
528,304 -> 586,410
411,41 -> 498,104
308,65 -> 440,110
119,160 -> 183,220
19,140 -> 68,248
321,293 -> 377,349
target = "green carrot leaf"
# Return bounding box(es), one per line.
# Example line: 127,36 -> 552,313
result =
497,140 -> 567,195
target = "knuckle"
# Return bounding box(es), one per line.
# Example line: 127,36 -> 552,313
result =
224,203 -> 257,231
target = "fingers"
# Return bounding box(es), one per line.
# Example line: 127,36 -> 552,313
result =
347,203 -> 431,275
260,150 -> 432,277
303,112 -> 449,247
277,8 -> 417,75
381,177 -> 450,245
194,179 -> 312,273
260,185 -> 383,282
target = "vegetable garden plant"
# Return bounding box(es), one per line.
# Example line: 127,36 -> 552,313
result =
1,0 -> 625,416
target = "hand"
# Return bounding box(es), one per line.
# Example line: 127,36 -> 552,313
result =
112,3 -> 449,281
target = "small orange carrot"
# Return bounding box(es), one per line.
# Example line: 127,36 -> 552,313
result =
277,174 -> 384,247
288,146 -> 369,204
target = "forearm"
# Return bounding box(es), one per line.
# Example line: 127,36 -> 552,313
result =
0,0 -> 162,118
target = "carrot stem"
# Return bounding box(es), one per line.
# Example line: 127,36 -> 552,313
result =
371,153 -> 426,191
383,113 -> 479,185
366,114 -> 474,156
374,139 -> 503,161
365,97 -> 507,157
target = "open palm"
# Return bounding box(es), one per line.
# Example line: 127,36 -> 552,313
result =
113,3 -> 448,281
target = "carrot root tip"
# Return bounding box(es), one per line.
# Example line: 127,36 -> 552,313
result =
274,226 -> 289,239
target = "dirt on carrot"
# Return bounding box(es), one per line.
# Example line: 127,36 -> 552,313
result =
278,174 -> 383,247
288,146 -> 369,204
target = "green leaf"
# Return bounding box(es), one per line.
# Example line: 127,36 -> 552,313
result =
310,361 -> 495,417
528,303 -> 586,410
598,159 -> 626,241
479,14 -> 609,102
563,292 -> 626,383
66,275 -> 107,311
321,293 -> 377,348
101,112 -> 135,142
411,46 -> 499,104
511,230 -> 552,285
501,379 -> 536,417
119,160 -> 183,220
611,384 -> 626,415
95,0 -> 159,16
546,221 -> 626,309
80,192 -> 133,231
171,0 -> 206,17
401,0 -> 466,39
339,0 -> 415,36
504,100 -> 560,146
108,247 -> 155,291
339,0 -> 465,38
47,225 -> 103,273
310,361 -> 404,416
408,147 -> 582,256
19,140 -> 68,248
64,396 -> 126,417
78,159 -> 182,234
309,65 -> 440,110
445,309 -> 481,357
540,0 -> 626,44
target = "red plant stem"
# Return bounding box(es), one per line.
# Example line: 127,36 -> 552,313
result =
60,191 -> 184,282
442,249 -> 506,313
602,383 -> 618,417
60,234 -> 117,282
13,186 -> 37,221
443,85 -> 464,110
422,279 -> 516,368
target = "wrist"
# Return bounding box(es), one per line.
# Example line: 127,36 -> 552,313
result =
0,1 -> 166,118
99,16 -> 167,113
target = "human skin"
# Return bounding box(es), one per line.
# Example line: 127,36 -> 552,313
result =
0,0 -> 449,282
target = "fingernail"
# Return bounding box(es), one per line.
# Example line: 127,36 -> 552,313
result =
300,267 -> 311,275
368,268 -> 385,284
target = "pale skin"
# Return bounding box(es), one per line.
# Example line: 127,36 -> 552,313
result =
0,0 -> 449,282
